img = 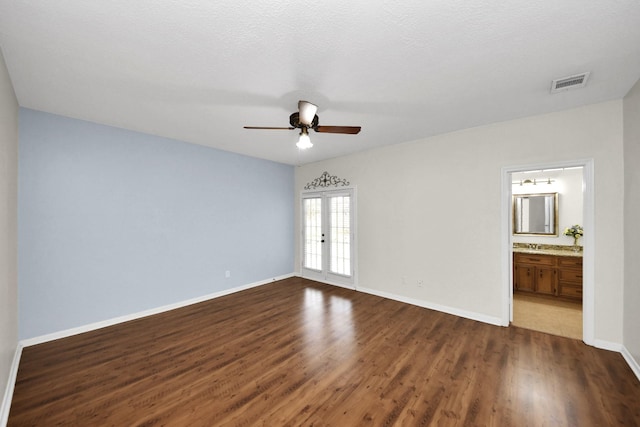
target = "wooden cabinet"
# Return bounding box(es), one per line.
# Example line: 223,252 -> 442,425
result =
557,256 -> 583,300
513,252 -> 582,301
513,254 -> 557,296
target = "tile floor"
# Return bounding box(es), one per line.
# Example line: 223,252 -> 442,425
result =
512,293 -> 582,340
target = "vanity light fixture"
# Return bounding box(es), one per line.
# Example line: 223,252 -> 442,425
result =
514,178 -> 555,186
513,166 -> 578,185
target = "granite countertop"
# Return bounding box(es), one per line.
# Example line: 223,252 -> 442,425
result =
513,245 -> 583,258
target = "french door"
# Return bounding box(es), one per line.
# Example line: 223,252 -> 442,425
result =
301,189 -> 355,287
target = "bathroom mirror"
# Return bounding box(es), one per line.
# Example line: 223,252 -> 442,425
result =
513,193 -> 558,235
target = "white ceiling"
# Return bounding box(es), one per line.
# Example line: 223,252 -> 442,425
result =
1,1 -> 639,165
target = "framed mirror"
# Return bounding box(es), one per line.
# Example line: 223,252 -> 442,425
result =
513,192 -> 558,235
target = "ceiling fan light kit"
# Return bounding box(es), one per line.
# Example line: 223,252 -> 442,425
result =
296,128 -> 313,149
244,100 -> 361,150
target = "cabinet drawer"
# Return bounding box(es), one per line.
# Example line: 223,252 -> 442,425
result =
558,268 -> 582,282
558,257 -> 583,268
558,283 -> 582,299
514,253 -> 555,266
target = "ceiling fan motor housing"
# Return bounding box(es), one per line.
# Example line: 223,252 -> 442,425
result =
289,112 -> 319,129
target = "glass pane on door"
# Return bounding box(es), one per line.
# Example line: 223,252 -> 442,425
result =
329,195 -> 351,276
303,198 -> 322,270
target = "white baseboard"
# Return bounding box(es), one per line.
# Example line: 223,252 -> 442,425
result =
295,274 -> 356,291
298,274 -> 504,327
621,345 -> 640,383
20,273 -> 294,348
357,286 -> 503,326
591,339 -> 623,353
0,344 -> 23,427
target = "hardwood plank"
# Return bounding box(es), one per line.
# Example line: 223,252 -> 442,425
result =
8,277 -> 640,426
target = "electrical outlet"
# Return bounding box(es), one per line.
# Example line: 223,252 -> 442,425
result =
225,270 -> 231,278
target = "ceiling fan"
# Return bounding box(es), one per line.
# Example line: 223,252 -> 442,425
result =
244,100 -> 361,149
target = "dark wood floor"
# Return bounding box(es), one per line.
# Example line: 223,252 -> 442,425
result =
9,277 -> 640,426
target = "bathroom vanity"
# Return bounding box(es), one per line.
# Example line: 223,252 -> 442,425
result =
513,247 -> 583,302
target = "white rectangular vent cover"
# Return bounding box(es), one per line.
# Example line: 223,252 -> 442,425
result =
550,72 -> 590,93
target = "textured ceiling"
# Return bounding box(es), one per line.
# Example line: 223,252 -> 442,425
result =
1,1 -> 640,165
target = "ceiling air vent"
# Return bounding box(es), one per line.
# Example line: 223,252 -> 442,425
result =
550,72 -> 590,93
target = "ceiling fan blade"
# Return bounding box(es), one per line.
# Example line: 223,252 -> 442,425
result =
244,126 -> 295,130
298,100 -> 318,126
314,126 -> 361,134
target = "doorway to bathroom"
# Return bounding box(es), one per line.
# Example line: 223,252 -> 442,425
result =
502,160 -> 594,344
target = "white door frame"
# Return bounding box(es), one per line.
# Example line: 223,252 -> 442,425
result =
501,159 -> 594,345
300,187 -> 357,290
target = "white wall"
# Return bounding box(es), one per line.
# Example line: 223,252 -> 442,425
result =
512,168 -> 583,245
295,100 -> 624,344
623,78 -> 640,367
0,49 -> 18,414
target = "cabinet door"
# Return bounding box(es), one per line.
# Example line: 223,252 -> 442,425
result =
536,267 -> 556,295
514,265 -> 535,292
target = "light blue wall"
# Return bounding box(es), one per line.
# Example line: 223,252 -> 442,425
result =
18,108 -> 294,339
